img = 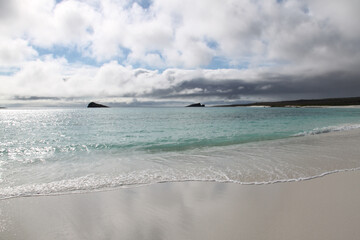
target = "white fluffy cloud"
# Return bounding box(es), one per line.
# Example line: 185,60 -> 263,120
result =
3,0 -> 358,67
0,37 -> 38,66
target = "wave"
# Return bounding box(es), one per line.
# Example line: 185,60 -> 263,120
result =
1,168 -> 359,200
293,124 -> 360,137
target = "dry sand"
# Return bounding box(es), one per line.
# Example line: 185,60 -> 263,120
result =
1,170 -> 360,240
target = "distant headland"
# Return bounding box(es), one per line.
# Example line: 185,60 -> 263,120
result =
87,102 -> 109,108
186,103 -> 205,107
213,97 -> 360,108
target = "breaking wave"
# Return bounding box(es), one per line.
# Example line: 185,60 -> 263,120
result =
293,124 -> 360,137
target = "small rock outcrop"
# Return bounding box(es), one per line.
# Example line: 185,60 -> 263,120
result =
87,102 -> 109,108
186,103 -> 205,107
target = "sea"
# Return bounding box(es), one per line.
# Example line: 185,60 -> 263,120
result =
1,107 -> 360,199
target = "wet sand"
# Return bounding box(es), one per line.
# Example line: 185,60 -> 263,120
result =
1,170 -> 360,240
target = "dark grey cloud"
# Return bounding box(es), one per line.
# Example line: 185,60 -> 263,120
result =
107,100 -> 190,108
143,70 -> 360,103
13,96 -> 61,101
6,66 -> 360,107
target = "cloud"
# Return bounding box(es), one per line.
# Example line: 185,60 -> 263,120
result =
0,37 -> 38,66
2,57 -> 360,106
0,0 -> 360,106
1,0 -> 359,68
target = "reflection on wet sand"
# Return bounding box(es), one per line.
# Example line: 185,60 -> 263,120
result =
1,170 -> 360,240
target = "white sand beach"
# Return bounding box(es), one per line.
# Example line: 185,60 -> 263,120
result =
1,169 -> 360,240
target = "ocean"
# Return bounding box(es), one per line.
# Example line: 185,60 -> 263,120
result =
1,107 -> 360,199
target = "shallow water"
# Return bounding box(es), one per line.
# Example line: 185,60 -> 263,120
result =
1,107 -> 360,198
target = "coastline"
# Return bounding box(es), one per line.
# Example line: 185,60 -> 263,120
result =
218,104 -> 360,108
277,105 -> 360,108
1,170 -> 360,239
212,96 -> 360,108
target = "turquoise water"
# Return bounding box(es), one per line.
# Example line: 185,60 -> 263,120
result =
1,107 -> 360,198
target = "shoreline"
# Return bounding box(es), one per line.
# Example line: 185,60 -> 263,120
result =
1,166 -> 359,202
1,170 -> 360,239
2,127 -> 360,200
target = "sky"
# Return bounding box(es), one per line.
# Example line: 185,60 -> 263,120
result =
1,0 -> 360,107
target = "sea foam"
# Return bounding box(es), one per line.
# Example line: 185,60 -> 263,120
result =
293,124 -> 360,137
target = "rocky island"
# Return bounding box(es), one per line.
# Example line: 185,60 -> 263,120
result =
186,103 -> 205,107
87,102 -> 109,108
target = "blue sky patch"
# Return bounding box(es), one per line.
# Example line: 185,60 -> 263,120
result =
35,46 -> 99,66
